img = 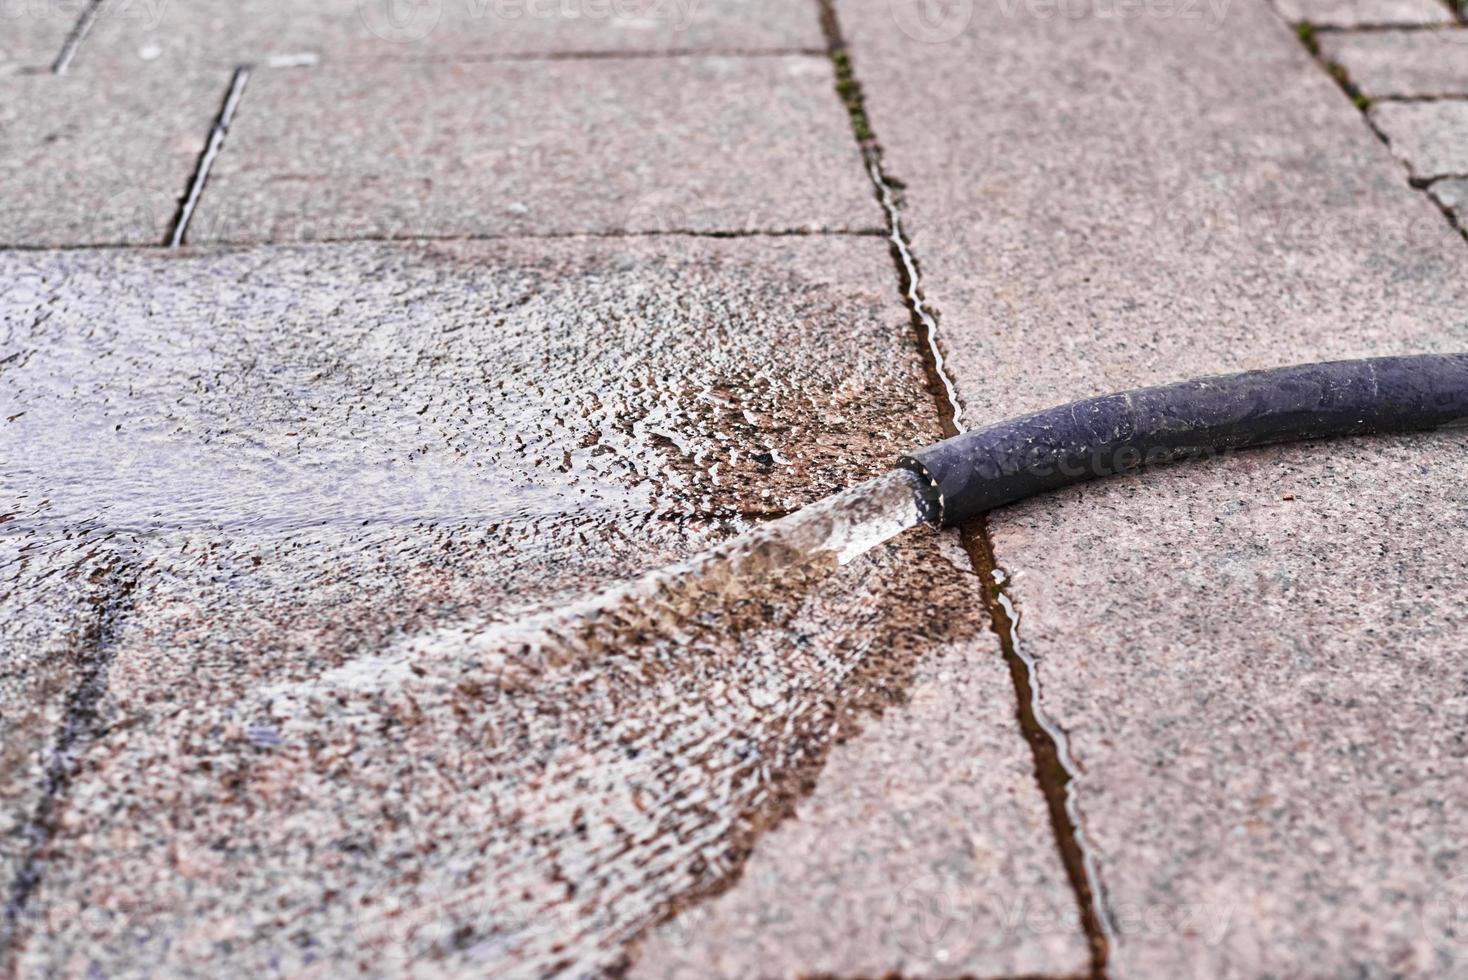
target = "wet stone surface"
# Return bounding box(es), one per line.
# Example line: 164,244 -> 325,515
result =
0,237 -> 1090,976
0,538 -> 125,907
75,0 -> 821,70
1319,28 -> 1468,98
844,0 -> 1468,974
0,62 -> 224,247
1271,0 -> 1451,25
190,56 -> 876,243
631,531 -> 1091,979
2,238 -> 933,527
1370,101 -> 1468,182
8,519 -> 1039,977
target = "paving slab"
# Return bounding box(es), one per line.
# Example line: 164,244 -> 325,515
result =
0,0 -> 77,74
1320,28 -> 1468,97
0,536 -> 123,913
1,238 -> 1082,976
844,0 -> 1468,974
1273,0 -> 1450,25
0,62 -> 225,247
630,531 -> 1090,979
1371,100 -> 1468,181
76,0 -> 821,70
1428,175 -> 1468,224
188,56 -> 875,243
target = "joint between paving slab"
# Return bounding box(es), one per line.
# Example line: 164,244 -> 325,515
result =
1417,179 -> 1468,242
167,65 -> 252,248
0,561 -> 137,967
50,0 -> 104,75
814,2 -> 962,436
191,227 -> 891,246
1372,93 -> 1468,103
814,2 -> 1112,975
1304,20 -> 1459,30
1294,23 -> 1374,108
961,524 -> 1116,978
1412,171 -> 1468,184
231,47 -> 828,72
0,228 -> 888,253
329,46 -> 831,65
1292,19 -> 1468,245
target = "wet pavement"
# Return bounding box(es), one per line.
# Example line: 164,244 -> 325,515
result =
4,0 -> 1468,977
0,237 -> 1080,975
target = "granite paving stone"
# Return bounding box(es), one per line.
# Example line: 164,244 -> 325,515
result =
0,237 -> 1082,976
75,0 -> 821,71
1320,28 -> 1468,98
0,537 -> 124,911
844,0 -> 1468,974
0,62 -> 226,247
630,531 -> 1091,978
188,56 -> 876,243
1428,175 -> 1468,225
0,0 -> 77,74
1272,0 -> 1450,25
1371,101 -> 1468,181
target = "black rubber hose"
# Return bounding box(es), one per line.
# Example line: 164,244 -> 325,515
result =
898,353 -> 1468,527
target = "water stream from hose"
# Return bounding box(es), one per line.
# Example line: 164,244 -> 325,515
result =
246,469 -> 938,976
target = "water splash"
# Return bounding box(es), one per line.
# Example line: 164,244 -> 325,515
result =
441,466 -> 934,646
244,470 -> 933,977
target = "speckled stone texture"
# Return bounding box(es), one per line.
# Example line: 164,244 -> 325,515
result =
76,0 -> 820,70
1320,28 -> 1468,97
1,238 -> 1081,976
1429,176 -> 1468,224
630,535 -> 1090,979
0,538 -> 123,913
1371,101 -> 1468,182
0,62 -> 224,247
189,56 -> 875,242
843,0 -> 1468,974
0,2 -> 73,74
1272,0 -> 1450,25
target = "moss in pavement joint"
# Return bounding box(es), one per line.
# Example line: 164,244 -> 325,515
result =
830,49 -> 874,143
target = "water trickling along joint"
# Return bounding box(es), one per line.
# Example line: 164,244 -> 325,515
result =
895,353 -> 1468,527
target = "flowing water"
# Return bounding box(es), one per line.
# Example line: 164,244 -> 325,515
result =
230,470 -> 936,977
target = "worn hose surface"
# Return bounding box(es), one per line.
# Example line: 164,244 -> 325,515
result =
899,353 -> 1468,526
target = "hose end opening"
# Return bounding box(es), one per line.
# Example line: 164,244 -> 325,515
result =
896,456 -> 946,526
